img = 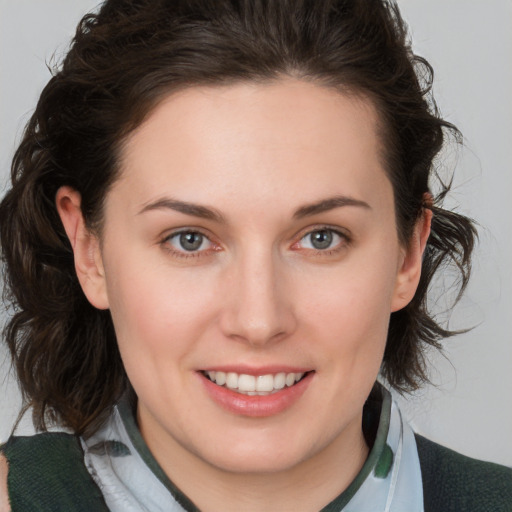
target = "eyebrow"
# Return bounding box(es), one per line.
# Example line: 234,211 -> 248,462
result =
293,195 -> 371,219
138,194 -> 370,222
138,198 -> 226,223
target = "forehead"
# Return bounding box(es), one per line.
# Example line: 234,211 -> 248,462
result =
114,79 -> 391,218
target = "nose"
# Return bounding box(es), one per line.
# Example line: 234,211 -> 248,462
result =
219,248 -> 297,347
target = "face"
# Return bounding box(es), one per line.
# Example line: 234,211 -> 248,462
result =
59,79 -> 427,479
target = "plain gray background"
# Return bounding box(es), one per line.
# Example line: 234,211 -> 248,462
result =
1,1 -> 511,466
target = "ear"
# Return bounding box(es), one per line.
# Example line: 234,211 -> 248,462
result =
56,186 -> 109,310
391,206 -> 432,312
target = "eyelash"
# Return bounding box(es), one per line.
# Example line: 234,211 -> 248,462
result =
160,226 -> 351,259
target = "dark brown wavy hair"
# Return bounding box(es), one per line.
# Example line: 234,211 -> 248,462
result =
0,0 -> 476,436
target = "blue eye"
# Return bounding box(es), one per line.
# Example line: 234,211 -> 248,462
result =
168,231 -> 211,252
300,229 -> 343,250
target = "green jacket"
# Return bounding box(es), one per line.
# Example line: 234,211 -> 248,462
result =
2,432 -> 512,511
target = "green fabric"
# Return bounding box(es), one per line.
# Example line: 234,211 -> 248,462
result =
416,434 -> 512,512
2,415 -> 511,512
1,432 -> 109,512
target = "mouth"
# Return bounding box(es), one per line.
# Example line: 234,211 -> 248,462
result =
201,370 -> 310,396
199,368 -> 314,417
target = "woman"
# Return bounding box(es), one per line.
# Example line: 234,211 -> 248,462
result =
0,0 -> 510,510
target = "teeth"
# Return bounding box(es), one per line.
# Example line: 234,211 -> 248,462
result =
285,373 -> 296,387
226,372 -> 238,389
256,374 -> 274,392
274,372 -> 286,390
238,374 -> 256,392
205,370 -> 305,394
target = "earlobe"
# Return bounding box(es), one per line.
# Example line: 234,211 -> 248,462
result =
391,206 -> 432,312
56,186 -> 109,310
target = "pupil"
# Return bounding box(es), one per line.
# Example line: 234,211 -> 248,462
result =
180,232 -> 203,251
311,230 -> 332,250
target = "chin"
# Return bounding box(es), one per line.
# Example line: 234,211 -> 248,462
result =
209,451 -> 304,475
194,430 -> 319,475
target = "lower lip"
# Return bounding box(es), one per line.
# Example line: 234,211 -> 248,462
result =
199,372 -> 313,417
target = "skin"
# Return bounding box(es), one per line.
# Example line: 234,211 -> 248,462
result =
0,456 -> 9,511
57,79 -> 431,511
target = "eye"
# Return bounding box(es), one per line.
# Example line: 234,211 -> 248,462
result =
298,229 -> 345,251
167,231 -> 212,253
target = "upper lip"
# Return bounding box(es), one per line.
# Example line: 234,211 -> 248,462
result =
199,365 -> 313,376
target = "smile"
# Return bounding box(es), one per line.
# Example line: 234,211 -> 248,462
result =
203,371 -> 307,395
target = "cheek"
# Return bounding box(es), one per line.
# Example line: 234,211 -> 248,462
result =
296,249 -> 398,371
305,283 -> 390,370
103,253 -> 221,375
299,252 -> 397,331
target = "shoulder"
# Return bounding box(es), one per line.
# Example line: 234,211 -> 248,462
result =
1,432 -> 109,511
415,434 -> 512,512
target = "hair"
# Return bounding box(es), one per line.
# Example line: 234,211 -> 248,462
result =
0,0 -> 476,436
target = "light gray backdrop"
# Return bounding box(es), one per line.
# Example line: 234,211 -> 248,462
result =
1,0 -> 511,466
